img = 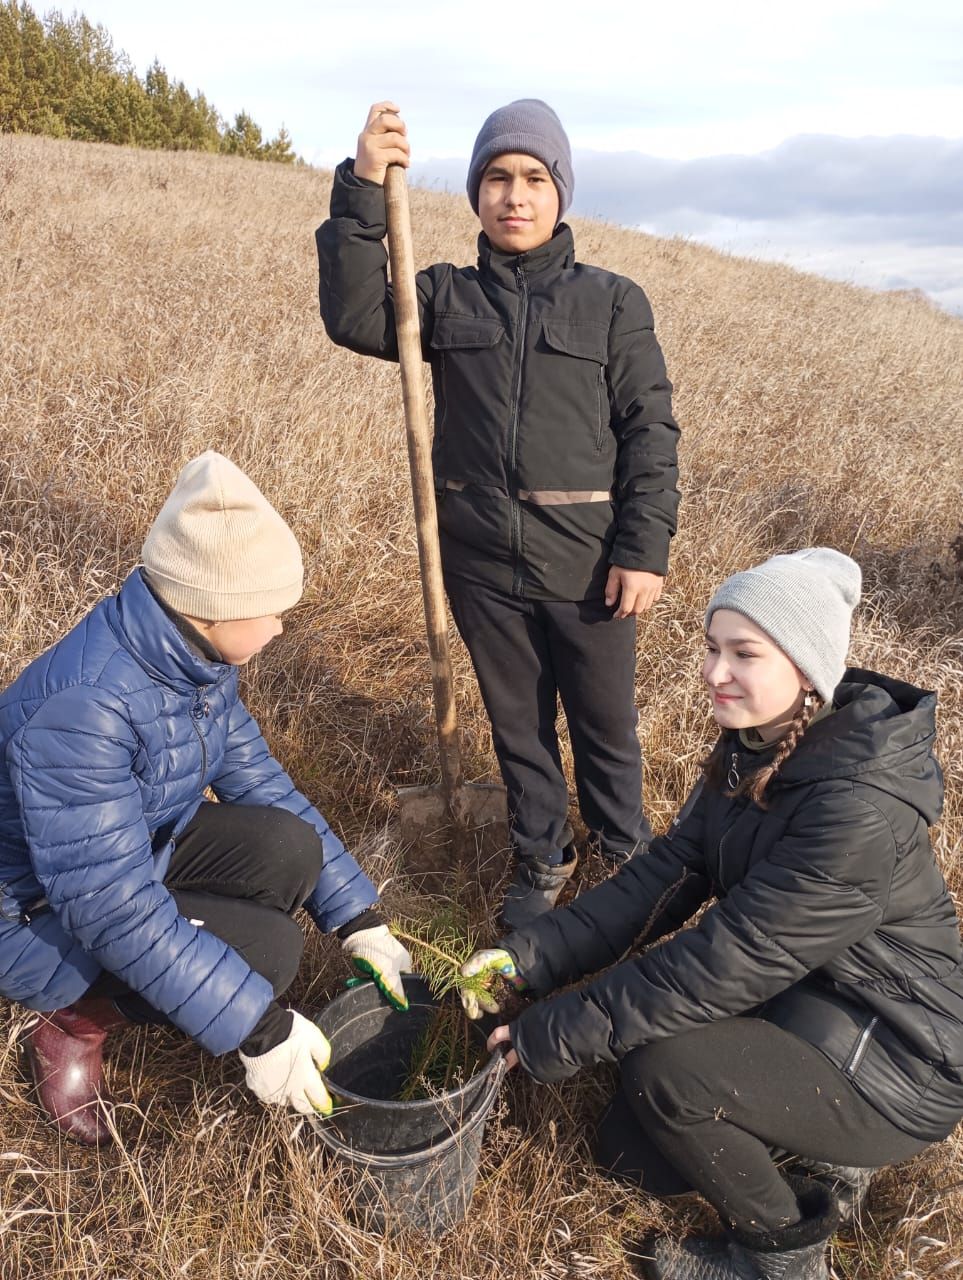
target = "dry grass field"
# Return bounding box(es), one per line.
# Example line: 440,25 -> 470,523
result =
1,131 -> 962,1279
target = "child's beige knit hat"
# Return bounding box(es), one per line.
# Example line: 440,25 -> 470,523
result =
141,451 -> 303,621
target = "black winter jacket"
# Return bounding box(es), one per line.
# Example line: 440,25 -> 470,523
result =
317,162 -> 680,601
503,671 -> 963,1142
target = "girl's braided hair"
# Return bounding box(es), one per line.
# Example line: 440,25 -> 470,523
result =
701,693 -> 824,808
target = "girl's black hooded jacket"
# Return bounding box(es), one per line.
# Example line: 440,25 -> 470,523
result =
503,670 -> 963,1143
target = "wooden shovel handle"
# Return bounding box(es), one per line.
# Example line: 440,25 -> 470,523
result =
384,164 -> 464,804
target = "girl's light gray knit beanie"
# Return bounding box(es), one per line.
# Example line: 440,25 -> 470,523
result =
705,547 -> 862,702
141,451 -> 303,621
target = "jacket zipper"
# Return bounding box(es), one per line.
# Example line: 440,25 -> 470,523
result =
715,804 -> 748,892
191,688 -> 210,783
437,352 -> 448,440
717,754 -> 742,889
595,364 -> 606,451
843,1015 -> 879,1077
509,263 -> 529,597
727,751 -> 740,789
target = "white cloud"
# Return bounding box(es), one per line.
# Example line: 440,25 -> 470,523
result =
652,215 -> 963,313
67,0 -> 963,309
410,135 -> 963,313
574,86 -> 963,159
77,0 -> 963,158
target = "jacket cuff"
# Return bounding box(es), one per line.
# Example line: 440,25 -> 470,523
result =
238,1002 -> 294,1057
339,158 -> 384,189
336,908 -> 384,941
609,545 -> 669,576
497,936 -> 551,997
330,159 -> 388,231
509,1009 -> 560,1083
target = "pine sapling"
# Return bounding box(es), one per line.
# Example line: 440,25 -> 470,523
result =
389,907 -> 502,1101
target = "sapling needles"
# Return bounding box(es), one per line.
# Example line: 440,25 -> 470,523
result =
388,908 -> 500,1101
390,908 -> 493,1008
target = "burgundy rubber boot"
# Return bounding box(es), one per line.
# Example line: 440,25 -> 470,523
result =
22,998 -> 129,1146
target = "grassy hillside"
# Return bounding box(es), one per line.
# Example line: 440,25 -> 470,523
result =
1,131 -> 961,1279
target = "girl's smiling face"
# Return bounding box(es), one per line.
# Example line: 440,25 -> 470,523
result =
703,609 -> 812,743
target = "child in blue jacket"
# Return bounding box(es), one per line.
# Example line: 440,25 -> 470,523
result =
0,451 -> 410,1144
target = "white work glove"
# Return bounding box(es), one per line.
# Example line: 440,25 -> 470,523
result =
459,948 -> 527,1020
239,1009 -> 333,1116
341,924 -> 413,1011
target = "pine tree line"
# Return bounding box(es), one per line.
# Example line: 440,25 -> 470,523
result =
0,2 -> 296,162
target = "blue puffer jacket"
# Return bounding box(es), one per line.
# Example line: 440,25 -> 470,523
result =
0,569 -> 378,1055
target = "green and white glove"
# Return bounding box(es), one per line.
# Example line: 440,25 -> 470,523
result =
459,948 -> 527,1020
342,925 -> 413,1011
239,1010 -> 333,1116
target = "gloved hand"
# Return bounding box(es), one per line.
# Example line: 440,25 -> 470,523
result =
239,1009 -> 333,1116
459,948 -> 526,1019
341,925 -> 413,1011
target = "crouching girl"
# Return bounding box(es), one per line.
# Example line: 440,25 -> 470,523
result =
462,548 -> 963,1280
0,452 -> 411,1145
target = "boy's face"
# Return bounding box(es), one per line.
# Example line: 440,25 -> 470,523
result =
195,613 -> 284,665
478,153 -> 560,254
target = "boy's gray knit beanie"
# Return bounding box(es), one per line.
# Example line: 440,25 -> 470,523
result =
467,98 -> 573,217
705,548 -> 862,702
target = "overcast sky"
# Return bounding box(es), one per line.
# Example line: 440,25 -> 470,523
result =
74,0 -> 963,313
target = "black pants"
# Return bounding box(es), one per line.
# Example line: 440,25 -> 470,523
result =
445,575 -> 650,863
88,803 -> 324,1055
594,1018 -> 927,1233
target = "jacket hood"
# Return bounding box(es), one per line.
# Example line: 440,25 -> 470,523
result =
106,569 -> 230,693
776,667 -> 942,825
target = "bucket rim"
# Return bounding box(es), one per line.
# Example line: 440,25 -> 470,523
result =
310,1052 -> 506,1169
315,977 -> 501,1113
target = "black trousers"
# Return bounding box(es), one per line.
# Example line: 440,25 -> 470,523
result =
594,1018 -> 927,1233
445,575 -> 650,863
88,803 -> 324,1055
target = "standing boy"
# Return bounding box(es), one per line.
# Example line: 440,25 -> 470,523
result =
317,100 -> 680,928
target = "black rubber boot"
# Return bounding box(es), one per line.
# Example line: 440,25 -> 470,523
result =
636,1176 -> 839,1280
500,846 -> 577,930
770,1149 -> 877,1225
789,1159 -> 876,1225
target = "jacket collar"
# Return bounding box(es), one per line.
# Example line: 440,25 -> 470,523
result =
141,572 -> 223,664
477,222 -> 576,288
105,569 -> 231,692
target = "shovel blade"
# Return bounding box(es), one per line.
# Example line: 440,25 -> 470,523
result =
396,781 -> 507,836
397,781 -> 509,882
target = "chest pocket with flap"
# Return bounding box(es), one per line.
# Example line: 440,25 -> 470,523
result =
540,321 -> 610,450
429,315 -> 506,441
